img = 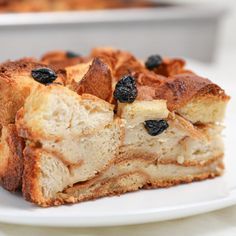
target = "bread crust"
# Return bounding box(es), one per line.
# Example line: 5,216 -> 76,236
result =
22,146 -> 43,204
0,59 -> 66,125
153,74 -> 230,111
152,58 -> 187,77
0,124 -> 25,191
70,58 -> 113,102
41,50 -> 84,70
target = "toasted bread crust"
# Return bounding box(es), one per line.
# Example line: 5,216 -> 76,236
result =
73,58 -> 113,102
41,50 -> 84,70
153,58 -> 187,77
90,48 -> 229,111
0,124 -> 25,191
0,59 -> 66,83
153,74 -> 229,111
22,146 -> 43,204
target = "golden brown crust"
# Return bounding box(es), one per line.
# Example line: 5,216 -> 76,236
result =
22,146 -> 43,204
90,48 -> 229,111
151,74 -> 230,111
0,60 -> 66,125
0,59 -> 66,83
41,50 -> 84,70
0,59 -> 59,77
91,47 -> 146,81
153,58 -> 188,77
0,124 -> 25,191
73,58 -> 113,102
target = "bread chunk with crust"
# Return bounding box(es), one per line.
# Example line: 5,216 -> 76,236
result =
0,60 -> 64,191
66,58 -> 113,102
0,124 -> 24,191
41,50 -> 84,70
90,48 -> 229,123
0,60 -> 65,125
16,85 -> 123,206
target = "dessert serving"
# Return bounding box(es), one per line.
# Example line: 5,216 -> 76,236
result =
0,48 -> 229,207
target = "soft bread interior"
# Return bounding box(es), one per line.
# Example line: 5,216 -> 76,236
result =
177,96 -> 228,123
117,100 -> 169,127
17,87 -> 225,206
17,85 -> 123,201
18,85 -> 114,138
32,120 -> 122,199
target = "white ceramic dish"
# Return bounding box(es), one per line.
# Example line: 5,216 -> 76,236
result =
0,3 -> 226,62
0,62 -> 235,228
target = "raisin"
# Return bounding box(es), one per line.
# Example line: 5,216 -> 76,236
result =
144,120 -> 169,136
31,68 -> 57,85
113,75 -> 137,103
66,51 -> 80,58
145,55 -> 162,70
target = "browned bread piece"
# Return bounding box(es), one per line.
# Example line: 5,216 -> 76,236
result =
90,48 -> 229,123
152,57 -> 189,77
0,59 -> 65,191
41,51 -> 84,70
0,124 -> 24,191
65,58 -> 113,102
0,59 -> 65,125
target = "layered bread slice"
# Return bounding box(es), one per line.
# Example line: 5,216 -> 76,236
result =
0,47 -> 229,207
16,84 -> 226,206
16,85 -> 123,206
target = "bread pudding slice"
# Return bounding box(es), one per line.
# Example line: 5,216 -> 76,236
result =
16,85 -> 123,206
0,47 -> 229,207
16,79 -> 228,206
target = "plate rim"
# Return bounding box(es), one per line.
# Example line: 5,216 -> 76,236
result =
0,186 -> 236,227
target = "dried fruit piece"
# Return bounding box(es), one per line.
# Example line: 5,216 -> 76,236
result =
113,75 -> 137,103
31,68 -> 57,85
145,55 -> 162,70
144,119 -> 169,136
66,51 -> 80,58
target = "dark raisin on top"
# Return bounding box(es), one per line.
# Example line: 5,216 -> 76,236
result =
66,51 -> 80,58
144,119 -> 169,136
113,75 -> 137,103
31,67 -> 57,85
145,55 -> 162,70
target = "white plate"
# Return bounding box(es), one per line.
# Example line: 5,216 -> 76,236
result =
0,63 -> 235,227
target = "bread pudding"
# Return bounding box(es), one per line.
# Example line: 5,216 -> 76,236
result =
0,48 -> 229,206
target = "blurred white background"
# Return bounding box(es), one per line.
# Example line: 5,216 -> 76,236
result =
173,0 -> 236,58
0,0 -> 235,63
